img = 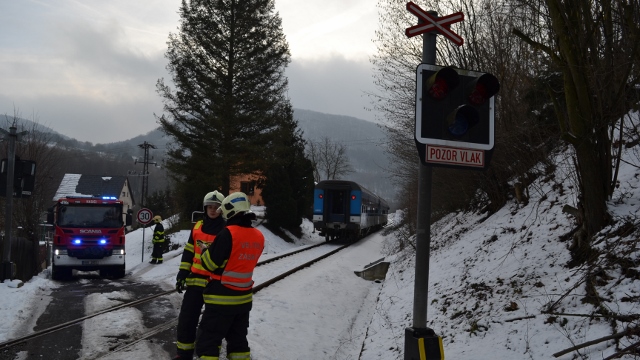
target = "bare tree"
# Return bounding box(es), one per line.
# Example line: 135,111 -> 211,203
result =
370,0 -> 561,224
512,0 -> 640,258
306,137 -> 353,182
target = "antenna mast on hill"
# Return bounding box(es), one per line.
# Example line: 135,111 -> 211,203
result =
135,141 -> 157,207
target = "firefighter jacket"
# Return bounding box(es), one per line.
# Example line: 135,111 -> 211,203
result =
201,213 -> 264,312
152,222 -> 165,244
177,215 -> 226,288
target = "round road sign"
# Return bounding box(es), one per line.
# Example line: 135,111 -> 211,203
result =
137,208 -> 153,224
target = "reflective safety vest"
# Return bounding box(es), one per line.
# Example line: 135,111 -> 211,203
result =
210,225 -> 264,291
190,220 -> 217,277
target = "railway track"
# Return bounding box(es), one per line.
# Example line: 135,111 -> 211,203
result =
0,239 -> 354,357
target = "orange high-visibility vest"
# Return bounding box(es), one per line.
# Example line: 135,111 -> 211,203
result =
210,225 -> 264,291
190,221 -> 217,277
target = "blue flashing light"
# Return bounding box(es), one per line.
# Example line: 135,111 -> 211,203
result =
99,239 -> 107,245
102,196 -> 117,200
72,239 -> 82,245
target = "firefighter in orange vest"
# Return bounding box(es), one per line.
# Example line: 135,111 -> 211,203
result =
173,191 -> 226,360
195,192 -> 264,360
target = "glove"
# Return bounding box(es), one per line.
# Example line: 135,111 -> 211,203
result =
196,240 -> 210,250
176,278 -> 187,293
176,270 -> 189,293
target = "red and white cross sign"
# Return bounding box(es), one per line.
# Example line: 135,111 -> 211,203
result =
405,2 -> 464,46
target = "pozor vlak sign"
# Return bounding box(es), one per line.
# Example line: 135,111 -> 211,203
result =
414,63 -> 500,170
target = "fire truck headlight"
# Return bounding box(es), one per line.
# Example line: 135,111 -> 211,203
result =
54,249 -> 68,256
113,249 -> 125,255
72,239 -> 82,245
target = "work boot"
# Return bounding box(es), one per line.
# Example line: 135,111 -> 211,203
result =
157,259 -> 163,265
172,352 -> 193,359
149,259 -> 157,264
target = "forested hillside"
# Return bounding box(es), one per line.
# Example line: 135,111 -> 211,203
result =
2,108 -> 396,207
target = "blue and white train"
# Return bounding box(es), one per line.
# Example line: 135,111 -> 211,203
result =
312,180 -> 390,241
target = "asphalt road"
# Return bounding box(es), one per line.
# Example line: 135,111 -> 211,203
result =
0,271 -> 179,360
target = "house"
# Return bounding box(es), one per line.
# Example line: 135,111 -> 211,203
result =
53,174 -> 135,216
229,173 -> 263,206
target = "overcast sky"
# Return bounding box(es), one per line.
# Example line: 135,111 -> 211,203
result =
0,0 -> 381,143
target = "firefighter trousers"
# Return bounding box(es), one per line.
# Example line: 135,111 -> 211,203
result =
151,241 -> 164,262
175,286 -> 205,357
195,305 -> 250,359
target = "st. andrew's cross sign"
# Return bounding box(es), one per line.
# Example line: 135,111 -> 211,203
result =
405,1 -> 464,46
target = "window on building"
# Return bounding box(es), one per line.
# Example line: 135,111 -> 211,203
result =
241,181 -> 255,195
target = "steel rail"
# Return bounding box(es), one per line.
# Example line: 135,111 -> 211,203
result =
0,289 -> 176,351
0,238 -> 358,354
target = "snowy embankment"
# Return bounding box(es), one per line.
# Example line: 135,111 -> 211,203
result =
363,143 -> 640,359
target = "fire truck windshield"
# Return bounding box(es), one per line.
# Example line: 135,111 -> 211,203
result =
58,204 -> 123,228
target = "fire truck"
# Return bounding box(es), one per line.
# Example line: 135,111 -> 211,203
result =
47,196 -> 132,280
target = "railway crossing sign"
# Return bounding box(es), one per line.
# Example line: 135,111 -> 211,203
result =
405,2 -> 464,46
137,208 -> 153,224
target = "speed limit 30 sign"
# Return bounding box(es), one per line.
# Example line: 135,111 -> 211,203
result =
137,208 -> 153,224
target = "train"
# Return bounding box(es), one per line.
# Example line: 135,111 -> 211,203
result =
312,180 -> 390,241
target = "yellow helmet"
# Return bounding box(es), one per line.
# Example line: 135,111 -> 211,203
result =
220,192 -> 251,220
153,215 -> 162,223
203,191 -> 225,209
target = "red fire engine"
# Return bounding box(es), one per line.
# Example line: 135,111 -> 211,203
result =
47,196 -> 132,280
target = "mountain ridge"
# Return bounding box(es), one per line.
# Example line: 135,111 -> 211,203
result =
3,109 -> 397,206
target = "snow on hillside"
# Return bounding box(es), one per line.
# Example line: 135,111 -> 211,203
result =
362,112 -> 640,359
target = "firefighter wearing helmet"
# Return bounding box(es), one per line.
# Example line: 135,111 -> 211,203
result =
149,215 -> 165,264
196,192 -> 265,359
173,190 -> 226,360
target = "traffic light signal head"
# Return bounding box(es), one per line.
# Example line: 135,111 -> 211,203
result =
416,64 -> 500,151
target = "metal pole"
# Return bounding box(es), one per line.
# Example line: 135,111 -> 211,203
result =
405,13 -> 444,360
412,15 -> 437,329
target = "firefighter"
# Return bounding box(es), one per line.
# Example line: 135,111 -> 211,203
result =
149,215 -> 165,264
173,190 -> 226,360
195,192 -> 265,360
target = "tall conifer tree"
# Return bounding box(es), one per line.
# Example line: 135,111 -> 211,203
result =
156,0 -> 293,215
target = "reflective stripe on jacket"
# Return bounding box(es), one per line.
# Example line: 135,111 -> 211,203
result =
152,223 -> 165,243
190,220 -> 217,277
209,225 -> 264,291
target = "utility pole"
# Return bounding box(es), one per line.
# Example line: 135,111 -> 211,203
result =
1,124 -> 28,281
136,141 -> 156,207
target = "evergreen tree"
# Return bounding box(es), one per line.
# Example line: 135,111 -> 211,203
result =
156,0 -> 292,214
260,105 -> 315,230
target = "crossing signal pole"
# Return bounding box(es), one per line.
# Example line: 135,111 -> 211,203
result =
136,141 -> 156,207
404,2 -> 500,359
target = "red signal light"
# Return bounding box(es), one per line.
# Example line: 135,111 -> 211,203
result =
351,195 -> 356,200
468,83 -> 487,105
428,78 -> 449,100
425,66 -> 459,101
319,194 -> 323,199
467,73 -> 500,106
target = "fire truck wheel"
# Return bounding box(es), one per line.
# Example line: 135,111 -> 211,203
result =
102,265 -> 126,279
113,265 -> 126,279
51,265 -> 72,281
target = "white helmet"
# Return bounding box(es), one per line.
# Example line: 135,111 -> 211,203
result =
220,192 -> 251,220
203,191 -> 225,209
